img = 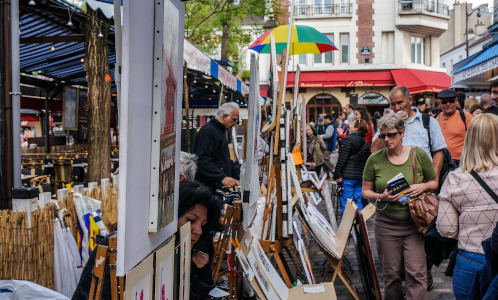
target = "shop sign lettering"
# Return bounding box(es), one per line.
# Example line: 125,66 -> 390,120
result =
346,81 -> 373,87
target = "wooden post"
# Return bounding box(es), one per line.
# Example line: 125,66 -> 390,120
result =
109,236 -> 118,300
183,63 -> 190,152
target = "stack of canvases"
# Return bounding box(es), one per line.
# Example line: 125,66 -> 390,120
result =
0,204 -> 55,289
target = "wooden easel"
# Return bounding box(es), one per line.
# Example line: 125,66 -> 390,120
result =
301,200 -> 360,300
212,201 -> 243,299
89,235 -> 125,300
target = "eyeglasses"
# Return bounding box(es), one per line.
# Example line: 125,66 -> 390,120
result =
226,115 -> 239,124
379,132 -> 399,139
440,99 -> 456,105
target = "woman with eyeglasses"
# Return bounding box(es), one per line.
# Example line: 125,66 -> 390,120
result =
333,119 -> 371,214
362,113 -> 438,299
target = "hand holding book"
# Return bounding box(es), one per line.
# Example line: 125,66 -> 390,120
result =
387,173 -> 411,205
378,189 -> 400,203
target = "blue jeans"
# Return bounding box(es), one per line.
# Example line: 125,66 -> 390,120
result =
339,178 -> 364,214
453,250 -> 486,300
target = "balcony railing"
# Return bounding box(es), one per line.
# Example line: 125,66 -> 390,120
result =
398,0 -> 449,16
295,4 -> 353,17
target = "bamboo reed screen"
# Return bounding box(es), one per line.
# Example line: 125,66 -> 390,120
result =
0,204 -> 55,289
0,182 -> 118,291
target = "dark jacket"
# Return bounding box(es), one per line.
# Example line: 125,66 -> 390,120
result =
194,119 -> 240,189
189,234 -> 216,300
316,124 -> 326,135
334,131 -> 370,180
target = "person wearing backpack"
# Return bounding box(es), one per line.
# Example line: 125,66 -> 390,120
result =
333,120 -> 370,214
436,114 -> 498,300
436,88 -> 473,168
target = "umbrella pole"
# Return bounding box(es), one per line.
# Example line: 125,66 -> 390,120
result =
281,1 -> 295,107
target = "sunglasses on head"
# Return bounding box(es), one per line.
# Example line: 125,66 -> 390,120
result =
379,132 -> 399,139
440,99 -> 456,105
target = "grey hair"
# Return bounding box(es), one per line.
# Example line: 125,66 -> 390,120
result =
390,85 -> 411,100
180,151 -> 198,181
377,113 -> 405,133
216,102 -> 240,117
480,93 -> 492,106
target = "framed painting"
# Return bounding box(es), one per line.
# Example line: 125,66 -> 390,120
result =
63,86 -> 79,131
149,0 -> 184,233
179,222 -> 191,300
125,254 -> 154,300
155,236 -> 175,300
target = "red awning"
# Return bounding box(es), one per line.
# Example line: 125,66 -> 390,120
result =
391,69 -> 451,94
285,70 -> 395,88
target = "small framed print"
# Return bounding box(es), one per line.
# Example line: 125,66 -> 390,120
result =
155,236 -> 175,300
125,254 -> 154,300
179,222 -> 191,300
63,86 -> 79,131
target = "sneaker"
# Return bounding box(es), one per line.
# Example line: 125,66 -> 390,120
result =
427,268 -> 433,291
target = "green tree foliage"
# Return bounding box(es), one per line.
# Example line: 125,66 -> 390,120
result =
184,0 -> 282,74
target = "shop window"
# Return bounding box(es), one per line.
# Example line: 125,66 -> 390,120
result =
341,33 -> 349,64
411,36 -> 425,64
307,94 -> 341,123
358,92 -> 389,105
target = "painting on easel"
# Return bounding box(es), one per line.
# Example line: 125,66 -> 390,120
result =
155,236 -> 175,300
179,222 -> 191,300
125,254 -> 154,300
149,0 -> 184,233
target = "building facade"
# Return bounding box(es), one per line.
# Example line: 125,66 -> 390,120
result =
446,1 -> 498,97
439,2 -> 494,96
257,0 -> 452,122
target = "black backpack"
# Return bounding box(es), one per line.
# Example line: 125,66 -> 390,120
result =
421,112 -> 466,190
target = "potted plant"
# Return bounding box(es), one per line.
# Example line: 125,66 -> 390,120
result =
402,1 -> 413,11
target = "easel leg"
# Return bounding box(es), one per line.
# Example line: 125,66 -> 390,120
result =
270,245 -> 292,288
119,277 -> 125,300
329,257 -> 359,300
109,236 -> 118,300
89,245 -> 109,300
285,245 -> 303,275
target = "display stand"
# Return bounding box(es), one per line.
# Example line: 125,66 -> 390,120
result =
297,200 -> 360,300
212,201 -> 243,299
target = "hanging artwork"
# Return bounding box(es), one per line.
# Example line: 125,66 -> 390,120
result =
149,0 -> 184,233
179,222 -> 191,300
155,236 -> 175,300
63,87 -> 78,131
125,254 -> 154,300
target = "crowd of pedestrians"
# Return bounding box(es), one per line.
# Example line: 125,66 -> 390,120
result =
188,83 -> 498,300
313,83 -> 498,300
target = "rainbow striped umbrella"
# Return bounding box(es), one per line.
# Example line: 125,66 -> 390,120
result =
249,25 -> 338,55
